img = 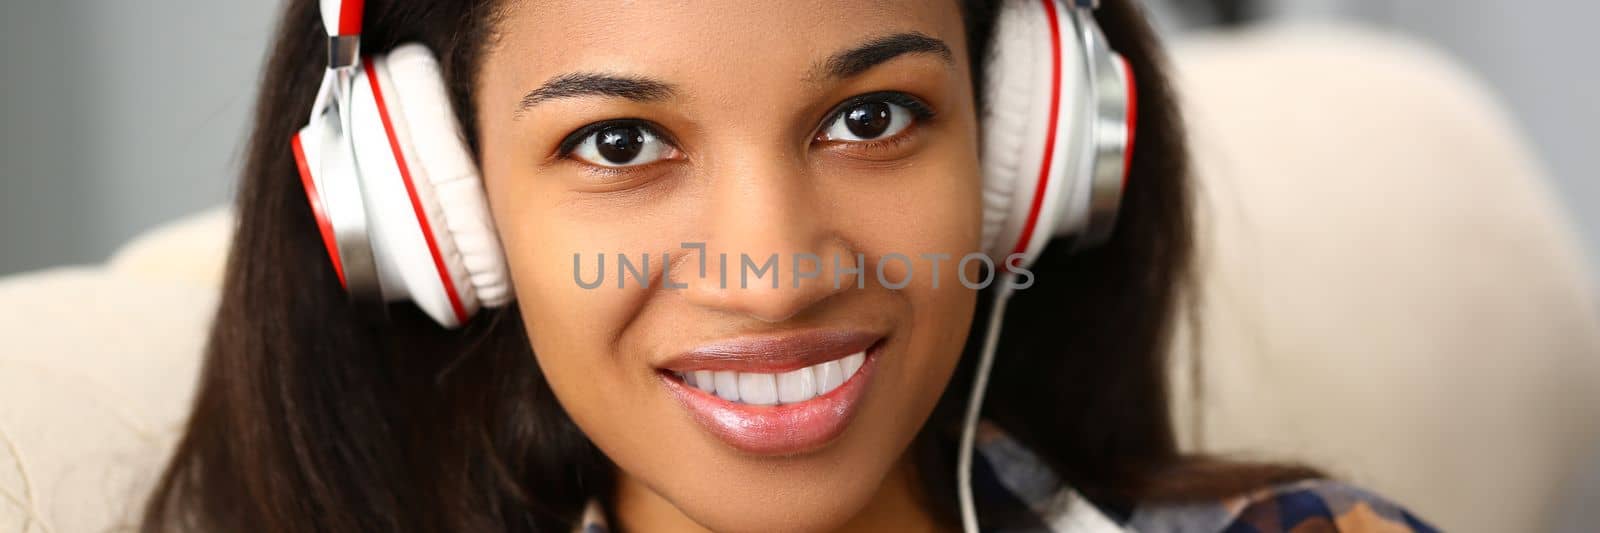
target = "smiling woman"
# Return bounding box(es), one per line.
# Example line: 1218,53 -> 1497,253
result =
140,1 -> 1435,533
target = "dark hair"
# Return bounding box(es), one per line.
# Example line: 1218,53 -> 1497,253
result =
142,1 -> 1318,531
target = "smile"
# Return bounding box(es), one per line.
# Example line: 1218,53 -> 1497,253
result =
672,349 -> 866,405
657,330 -> 884,455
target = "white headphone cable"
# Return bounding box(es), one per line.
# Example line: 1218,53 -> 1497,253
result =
957,273 -> 1018,533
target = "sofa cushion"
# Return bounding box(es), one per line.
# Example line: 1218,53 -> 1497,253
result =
0,268 -> 213,532
1167,23 -> 1600,533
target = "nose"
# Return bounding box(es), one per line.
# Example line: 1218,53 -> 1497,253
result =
679,154 -> 856,323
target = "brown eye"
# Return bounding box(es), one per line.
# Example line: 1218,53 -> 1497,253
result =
595,126 -> 645,163
569,123 -> 677,168
820,100 -> 915,142
844,102 -> 892,138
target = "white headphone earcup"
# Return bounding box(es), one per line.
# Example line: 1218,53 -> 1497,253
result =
349,62 -> 471,326
374,45 -> 513,310
980,0 -> 1058,262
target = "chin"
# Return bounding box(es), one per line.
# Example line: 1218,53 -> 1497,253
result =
652,446 -> 896,533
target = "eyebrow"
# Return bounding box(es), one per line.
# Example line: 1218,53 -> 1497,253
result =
815,32 -> 954,80
513,32 -> 951,117
516,73 -> 675,116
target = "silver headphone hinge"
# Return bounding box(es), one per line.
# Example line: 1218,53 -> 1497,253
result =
327,35 -> 361,70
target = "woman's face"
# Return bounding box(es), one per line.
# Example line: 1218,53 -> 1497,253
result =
477,1 -> 980,530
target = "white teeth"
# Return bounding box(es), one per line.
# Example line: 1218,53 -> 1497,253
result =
776,367 -> 816,403
714,371 -> 741,402
676,349 -> 870,405
739,373 -> 779,405
841,351 -> 865,378
693,370 -> 715,393
814,360 -> 845,396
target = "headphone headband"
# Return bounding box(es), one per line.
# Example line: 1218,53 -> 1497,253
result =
320,0 -> 365,37
321,0 -> 364,68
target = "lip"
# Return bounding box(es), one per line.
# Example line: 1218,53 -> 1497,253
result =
658,332 -> 884,455
656,329 -> 881,373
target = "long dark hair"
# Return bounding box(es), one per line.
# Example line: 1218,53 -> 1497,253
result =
142,1 -> 1317,531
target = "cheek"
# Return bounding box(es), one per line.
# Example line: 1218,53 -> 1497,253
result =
836,140 -> 985,448
478,140 -> 645,429
835,131 -> 986,282
829,103 -> 985,263
479,129 -> 660,346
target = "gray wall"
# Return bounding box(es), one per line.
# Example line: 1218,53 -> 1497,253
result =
1260,0 -> 1600,268
0,0 -> 277,275
1,1 -> 1595,275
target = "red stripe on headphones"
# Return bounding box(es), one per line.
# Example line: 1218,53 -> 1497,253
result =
292,133 -> 348,289
364,58 -> 469,325
337,0 -> 364,36
1011,0 -> 1066,258
1120,55 -> 1137,191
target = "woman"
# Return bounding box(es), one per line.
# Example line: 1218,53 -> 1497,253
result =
143,1 -> 1436,531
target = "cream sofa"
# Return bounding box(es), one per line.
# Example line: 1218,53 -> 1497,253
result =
2,23 -> 1597,533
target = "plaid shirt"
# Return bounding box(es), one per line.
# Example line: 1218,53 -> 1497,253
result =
573,422 -> 1439,532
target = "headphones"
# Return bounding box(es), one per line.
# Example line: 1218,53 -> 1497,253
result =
295,2 -> 1135,530
293,0 -> 1136,329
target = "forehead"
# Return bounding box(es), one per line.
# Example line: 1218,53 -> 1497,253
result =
479,1 -> 969,96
